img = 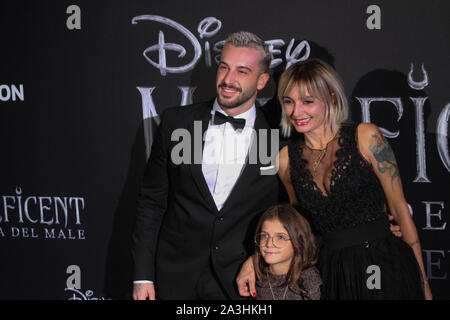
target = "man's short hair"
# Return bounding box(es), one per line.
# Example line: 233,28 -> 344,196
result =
224,31 -> 273,73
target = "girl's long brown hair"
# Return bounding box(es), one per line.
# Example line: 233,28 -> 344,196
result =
253,204 -> 318,291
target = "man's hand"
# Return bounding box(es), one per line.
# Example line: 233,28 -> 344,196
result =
133,282 -> 156,300
388,214 -> 402,238
236,257 -> 257,298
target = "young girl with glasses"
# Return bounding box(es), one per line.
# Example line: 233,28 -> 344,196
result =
253,204 -> 322,300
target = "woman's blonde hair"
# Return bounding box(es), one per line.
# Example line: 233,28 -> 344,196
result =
278,58 -> 349,137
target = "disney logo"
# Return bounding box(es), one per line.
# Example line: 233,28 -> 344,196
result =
131,15 -> 310,76
65,287 -> 106,300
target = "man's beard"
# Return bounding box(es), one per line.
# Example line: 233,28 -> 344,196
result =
217,83 -> 257,109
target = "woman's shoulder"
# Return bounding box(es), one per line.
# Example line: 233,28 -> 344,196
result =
339,122 -> 382,151
281,133 -> 305,160
355,122 -> 382,140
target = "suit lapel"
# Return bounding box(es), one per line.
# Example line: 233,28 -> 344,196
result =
219,107 -> 272,213
187,101 -> 219,213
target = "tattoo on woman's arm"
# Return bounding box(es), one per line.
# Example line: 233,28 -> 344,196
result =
369,133 -> 399,190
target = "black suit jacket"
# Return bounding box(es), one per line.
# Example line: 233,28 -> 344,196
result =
132,100 -> 280,299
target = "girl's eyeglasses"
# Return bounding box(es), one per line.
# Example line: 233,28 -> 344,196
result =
255,232 -> 291,249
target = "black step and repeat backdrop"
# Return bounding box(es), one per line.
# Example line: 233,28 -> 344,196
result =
0,0 -> 449,300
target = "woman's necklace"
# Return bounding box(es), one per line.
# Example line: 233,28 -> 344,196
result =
310,148 -> 327,178
267,270 -> 289,300
306,131 -> 338,178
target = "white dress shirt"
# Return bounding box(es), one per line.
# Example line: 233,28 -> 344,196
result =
202,99 -> 256,210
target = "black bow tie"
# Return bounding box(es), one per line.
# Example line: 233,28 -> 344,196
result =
213,112 -> 246,131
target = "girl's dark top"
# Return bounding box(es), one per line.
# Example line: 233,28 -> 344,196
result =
256,267 -> 322,300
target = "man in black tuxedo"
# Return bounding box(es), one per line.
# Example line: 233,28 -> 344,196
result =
132,31 -> 281,300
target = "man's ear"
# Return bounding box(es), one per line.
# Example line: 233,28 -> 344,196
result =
257,72 -> 270,91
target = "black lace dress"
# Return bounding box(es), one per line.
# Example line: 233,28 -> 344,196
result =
288,123 -> 424,299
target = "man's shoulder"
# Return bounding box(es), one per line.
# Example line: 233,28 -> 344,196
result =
161,101 -> 213,120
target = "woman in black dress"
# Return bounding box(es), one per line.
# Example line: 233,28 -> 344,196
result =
238,58 -> 431,299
